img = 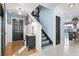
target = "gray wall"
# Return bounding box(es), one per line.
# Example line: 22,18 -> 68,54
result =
39,7 -> 54,43
7,12 -> 27,24
39,6 -> 73,45
5,12 -> 27,46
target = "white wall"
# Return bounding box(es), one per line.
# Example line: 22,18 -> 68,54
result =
5,12 -> 11,46
39,7 -> 54,44
53,7 -> 65,45
29,21 -> 42,51
29,14 -> 42,51
39,6 -> 73,45
5,12 -> 42,52
53,7 -> 74,45
35,24 -> 41,51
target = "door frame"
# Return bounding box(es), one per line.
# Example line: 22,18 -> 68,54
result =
11,17 -> 24,41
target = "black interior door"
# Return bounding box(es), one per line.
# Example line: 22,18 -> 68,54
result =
0,3 -> 5,56
12,19 -> 23,41
56,16 -> 60,45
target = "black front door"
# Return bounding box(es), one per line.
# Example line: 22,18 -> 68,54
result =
56,16 -> 60,45
12,19 -> 23,41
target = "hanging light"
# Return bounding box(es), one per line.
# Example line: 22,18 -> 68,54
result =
72,17 -> 79,28
72,17 -> 79,24
68,3 -> 75,8
18,11 -> 22,15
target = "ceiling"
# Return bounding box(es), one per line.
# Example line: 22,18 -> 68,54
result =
40,3 -> 60,9
5,3 -> 39,16
5,3 -> 79,17
57,3 -> 79,17
40,3 -> 79,18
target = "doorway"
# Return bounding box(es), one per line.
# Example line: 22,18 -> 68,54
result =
12,19 -> 23,41
4,19 -> 24,55
56,16 -> 60,45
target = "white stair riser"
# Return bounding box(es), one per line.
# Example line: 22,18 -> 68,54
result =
42,37 -> 47,40
42,34 -> 45,36
42,40 -> 49,45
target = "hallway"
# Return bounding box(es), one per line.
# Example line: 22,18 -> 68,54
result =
1,3 -> 79,56
5,40 -> 37,56
5,40 -> 24,56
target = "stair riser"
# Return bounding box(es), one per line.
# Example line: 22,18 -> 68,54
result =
42,39 -> 48,42
42,40 -> 49,45
42,43 -> 50,47
42,34 -> 45,37
42,37 -> 47,40
41,30 -> 52,48
42,44 -> 52,48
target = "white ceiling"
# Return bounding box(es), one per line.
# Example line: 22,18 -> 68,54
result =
57,3 -> 79,17
5,3 -> 39,16
40,3 -> 60,9
40,3 -> 79,17
5,3 -> 79,17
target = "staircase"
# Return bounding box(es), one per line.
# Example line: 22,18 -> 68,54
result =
31,5 -> 53,48
41,30 -> 53,48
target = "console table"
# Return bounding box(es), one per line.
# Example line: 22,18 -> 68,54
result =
26,35 -> 36,51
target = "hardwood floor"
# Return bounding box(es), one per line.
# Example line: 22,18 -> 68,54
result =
4,40 -> 24,56
14,47 -> 37,56
4,40 -> 37,56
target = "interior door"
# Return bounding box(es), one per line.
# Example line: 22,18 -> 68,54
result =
56,16 -> 60,45
0,3 -> 5,56
0,17 -> 2,56
12,19 -> 23,41
1,17 -> 5,56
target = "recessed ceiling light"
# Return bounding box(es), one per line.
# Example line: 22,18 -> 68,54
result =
16,7 -> 25,15
68,3 -> 75,8
18,11 -> 22,15
17,7 -> 22,15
